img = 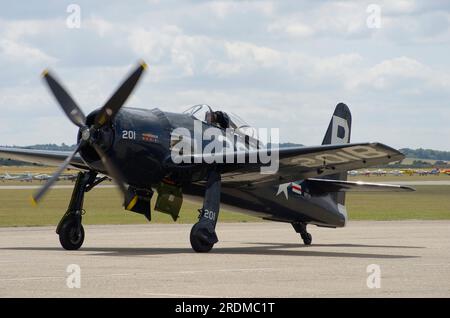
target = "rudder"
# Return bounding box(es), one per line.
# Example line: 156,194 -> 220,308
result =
321,103 -> 352,205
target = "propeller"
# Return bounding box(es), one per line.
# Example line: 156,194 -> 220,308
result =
95,62 -> 147,128
42,70 -> 86,128
31,61 -> 147,205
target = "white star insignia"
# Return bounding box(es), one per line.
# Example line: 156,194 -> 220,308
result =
276,182 -> 292,200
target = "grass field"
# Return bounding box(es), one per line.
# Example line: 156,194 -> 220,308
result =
0,186 -> 260,227
346,185 -> 450,220
1,165 -> 449,226
0,184 -> 449,227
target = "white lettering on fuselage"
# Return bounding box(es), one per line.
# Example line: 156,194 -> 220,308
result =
122,130 -> 136,140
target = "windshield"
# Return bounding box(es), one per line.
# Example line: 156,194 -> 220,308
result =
228,112 -> 258,138
183,105 -> 258,140
182,104 -> 214,123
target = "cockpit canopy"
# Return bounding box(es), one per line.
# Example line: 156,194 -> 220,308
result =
183,104 -> 214,124
182,104 -> 257,138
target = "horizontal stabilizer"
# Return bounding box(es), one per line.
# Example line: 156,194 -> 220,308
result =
304,178 -> 415,193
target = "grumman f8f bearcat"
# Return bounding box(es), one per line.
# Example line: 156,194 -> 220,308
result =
0,61 -> 414,252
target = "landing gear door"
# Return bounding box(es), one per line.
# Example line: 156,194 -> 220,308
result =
154,182 -> 183,221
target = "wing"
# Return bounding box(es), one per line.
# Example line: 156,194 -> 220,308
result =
0,147 -> 88,170
175,142 -> 404,187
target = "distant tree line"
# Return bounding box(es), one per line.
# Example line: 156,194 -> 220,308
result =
22,143 -> 77,151
387,160 -> 448,169
399,148 -> 450,161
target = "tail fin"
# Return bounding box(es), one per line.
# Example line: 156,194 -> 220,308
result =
321,103 -> 352,205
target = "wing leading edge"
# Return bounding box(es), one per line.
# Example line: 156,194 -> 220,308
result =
0,147 -> 88,170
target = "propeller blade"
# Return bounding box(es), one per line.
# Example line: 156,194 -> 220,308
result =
92,144 -> 128,197
31,143 -> 81,205
42,70 -> 86,127
95,61 -> 147,128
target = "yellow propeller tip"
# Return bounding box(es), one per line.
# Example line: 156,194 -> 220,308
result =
140,61 -> 148,70
126,195 -> 138,210
30,196 -> 38,207
41,69 -> 49,77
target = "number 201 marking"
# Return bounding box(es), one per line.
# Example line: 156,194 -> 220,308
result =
122,130 -> 136,140
203,209 -> 216,221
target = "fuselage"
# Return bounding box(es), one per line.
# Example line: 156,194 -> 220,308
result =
78,106 -> 347,228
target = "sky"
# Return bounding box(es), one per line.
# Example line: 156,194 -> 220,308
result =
0,0 -> 449,150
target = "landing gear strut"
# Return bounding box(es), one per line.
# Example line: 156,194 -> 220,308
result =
56,171 -> 97,250
292,222 -> 312,245
190,170 -> 221,253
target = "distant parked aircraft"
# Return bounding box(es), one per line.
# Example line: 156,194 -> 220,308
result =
2,172 -> 33,182
33,173 -> 53,181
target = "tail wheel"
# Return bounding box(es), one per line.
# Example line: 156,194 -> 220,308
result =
59,218 -> 84,250
301,233 -> 312,245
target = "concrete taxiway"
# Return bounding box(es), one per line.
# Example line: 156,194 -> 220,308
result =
0,221 -> 449,297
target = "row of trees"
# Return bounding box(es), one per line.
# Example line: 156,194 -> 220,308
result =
399,148 -> 450,161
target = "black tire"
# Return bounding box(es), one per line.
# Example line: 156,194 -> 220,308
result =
302,233 -> 312,245
59,219 -> 84,250
190,223 -> 214,253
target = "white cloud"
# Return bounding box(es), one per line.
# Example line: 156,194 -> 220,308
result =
0,38 -> 56,64
349,56 -> 450,92
207,1 -> 274,19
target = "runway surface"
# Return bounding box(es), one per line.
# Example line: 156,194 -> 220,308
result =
1,221 -> 449,297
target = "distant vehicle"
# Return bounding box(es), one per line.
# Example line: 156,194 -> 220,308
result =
347,170 -> 359,176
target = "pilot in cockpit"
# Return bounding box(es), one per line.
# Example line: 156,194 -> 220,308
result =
206,110 -> 230,129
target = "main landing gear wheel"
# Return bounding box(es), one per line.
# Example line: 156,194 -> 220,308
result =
190,222 -> 215,253
56,171 -> 96,251
301,232 -> 312,245
190,170 -> 221,253
59,218 -> 84,250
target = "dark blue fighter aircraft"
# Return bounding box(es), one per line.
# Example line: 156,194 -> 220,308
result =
0,61 -> 414,252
